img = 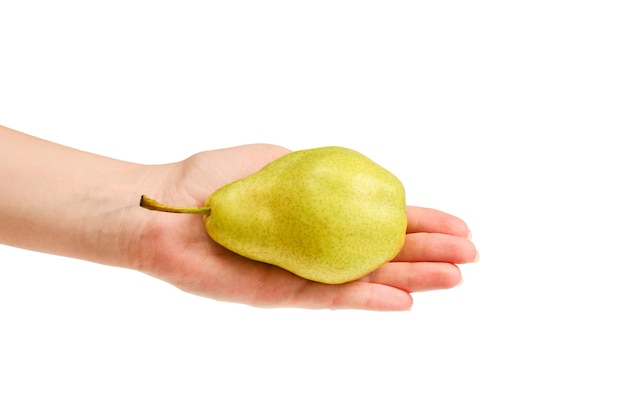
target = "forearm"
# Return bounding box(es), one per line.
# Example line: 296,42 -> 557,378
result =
0,126 -> 156,269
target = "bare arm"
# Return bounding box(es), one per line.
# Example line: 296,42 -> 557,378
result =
0,125 -> 152,268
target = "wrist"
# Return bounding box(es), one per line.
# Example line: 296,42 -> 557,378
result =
72,162 -> 159,270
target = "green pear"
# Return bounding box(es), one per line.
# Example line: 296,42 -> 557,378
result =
140,146 -> 407,284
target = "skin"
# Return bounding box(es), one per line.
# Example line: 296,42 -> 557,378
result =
0,125 -> 478,311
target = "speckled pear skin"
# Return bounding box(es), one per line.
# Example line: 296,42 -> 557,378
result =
203,146 -> 407,284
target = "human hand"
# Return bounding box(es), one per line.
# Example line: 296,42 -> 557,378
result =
135,144 -> 478,310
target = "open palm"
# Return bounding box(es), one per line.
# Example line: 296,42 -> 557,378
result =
137,144 -> 477,310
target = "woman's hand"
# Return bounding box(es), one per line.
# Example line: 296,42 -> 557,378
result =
135,144 -> 478,310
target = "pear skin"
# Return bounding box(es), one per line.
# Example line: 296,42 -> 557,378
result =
203,146 -> 406,284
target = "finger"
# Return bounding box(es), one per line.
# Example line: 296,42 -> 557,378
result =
394,232 -> 478,263
364,261 -> 463,292
406,206 -> 471,237
283,280 -> 414,311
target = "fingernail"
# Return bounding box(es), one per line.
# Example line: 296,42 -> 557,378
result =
473,252 -> 480,263
467,230 -> 473,240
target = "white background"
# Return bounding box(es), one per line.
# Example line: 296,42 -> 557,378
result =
1,1 -> 625,416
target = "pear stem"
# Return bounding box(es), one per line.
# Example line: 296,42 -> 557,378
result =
139,195 -> 211,216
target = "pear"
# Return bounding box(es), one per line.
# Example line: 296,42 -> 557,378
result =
140,146 -> 407,284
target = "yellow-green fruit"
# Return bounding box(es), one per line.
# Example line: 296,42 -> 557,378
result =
203,146 -> 406,284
